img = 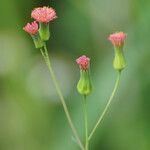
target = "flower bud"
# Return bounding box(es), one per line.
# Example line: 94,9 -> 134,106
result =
23,21 -> 44,48
76,55 -> 92,96
108,32 -> 126,71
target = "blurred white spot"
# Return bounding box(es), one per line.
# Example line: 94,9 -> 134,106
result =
26,53 -> 76,102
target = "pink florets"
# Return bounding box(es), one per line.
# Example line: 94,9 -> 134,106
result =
31,6 -> 57,23
108,32 -> 126,47
23,21 -> 38,35
76,55 -> 90,70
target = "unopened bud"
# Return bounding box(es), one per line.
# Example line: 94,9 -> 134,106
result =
76,55 -> 92,96
108,32 -> 126,71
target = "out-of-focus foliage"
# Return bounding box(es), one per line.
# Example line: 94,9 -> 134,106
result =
0,0 -> 150,150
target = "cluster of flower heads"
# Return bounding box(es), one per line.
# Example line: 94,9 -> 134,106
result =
76,32 -> 126,71
76,32 -> 126,95
23,6 -> 57,35
23,6 -> 127,95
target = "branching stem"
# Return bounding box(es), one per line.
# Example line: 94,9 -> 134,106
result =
88,72 -> 121,141
40,44 -> 84,150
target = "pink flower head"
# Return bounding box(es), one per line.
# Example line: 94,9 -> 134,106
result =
31,6 -> 57,23
108,32 -> 126,47
76,55 -> 90,70
23,21 -> 38,35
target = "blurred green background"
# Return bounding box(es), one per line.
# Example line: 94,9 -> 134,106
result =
0,0 -> 150,150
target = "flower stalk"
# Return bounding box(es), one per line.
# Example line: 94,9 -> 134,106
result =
40,44 -> 84,150
76,55 -> 92,150
83,95 -> 89,150
88,71 -> 121,141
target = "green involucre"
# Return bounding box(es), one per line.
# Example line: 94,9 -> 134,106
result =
31,33 -> 44,49
113,47 -> 126,71
39,23 -> 50,41
77,70 -> 92,96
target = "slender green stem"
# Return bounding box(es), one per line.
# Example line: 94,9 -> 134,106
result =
40,44 -> 84,150
83,95 -> 88,150
88,71 -> 121,141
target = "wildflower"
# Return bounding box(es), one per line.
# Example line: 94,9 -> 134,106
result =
76,55 -> 92,96
31,6 -> 57,41
108,32 -> 126,48
31,7 -> 57,23
108,32 -> 126,71
23,21 -> 44,48
76,55 -> 90,70
23,21 -> 38,35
